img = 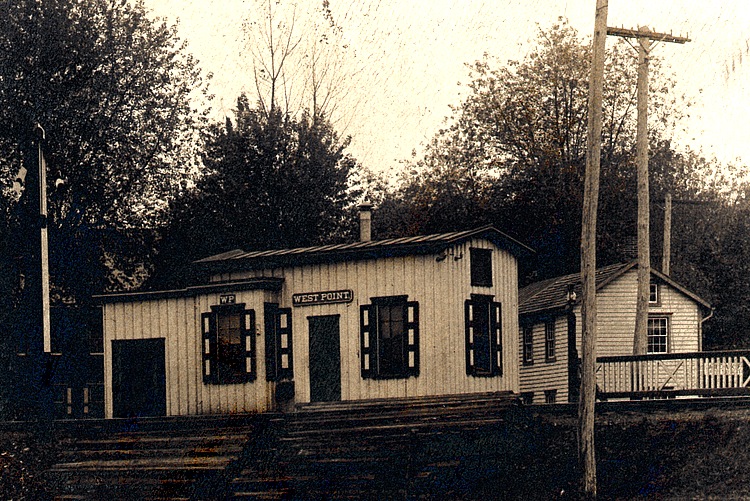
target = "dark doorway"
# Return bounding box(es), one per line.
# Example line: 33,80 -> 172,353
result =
308,315 -> 341,403
112,338 -> 166,418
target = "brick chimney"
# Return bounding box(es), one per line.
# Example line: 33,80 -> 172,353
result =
359,203 -> 372,242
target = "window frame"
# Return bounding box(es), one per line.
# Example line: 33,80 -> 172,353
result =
647,315 -> 670,354
360,296 -> 419,380
649,282 -> 660,305
522,325 -> 534,366
470,248 -> 493,287
544,320 -> 556,362
465,294 -> 503,377
202,303 -> 257,385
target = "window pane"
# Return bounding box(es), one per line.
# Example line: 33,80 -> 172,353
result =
472,300 -> 491,373
470,248 -> 493,287
647,317 -> 668,354
378,303 -> 406,376
217,310 -> 245,382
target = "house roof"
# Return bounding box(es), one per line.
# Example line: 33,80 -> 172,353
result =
519,261 -> 711,316
194,225 -> 534,273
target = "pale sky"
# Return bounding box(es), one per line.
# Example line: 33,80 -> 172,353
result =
144,0 -> 750,175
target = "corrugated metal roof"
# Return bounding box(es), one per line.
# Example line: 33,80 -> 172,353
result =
195,225 -> 534,272
519,261 -> 711,316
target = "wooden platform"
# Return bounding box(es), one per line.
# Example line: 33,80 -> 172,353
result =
44,391 -> 520,500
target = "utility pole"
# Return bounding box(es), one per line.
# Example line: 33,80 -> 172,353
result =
606,26 -> 690,355
580,0 -> 608,497
662,192 -> 672,275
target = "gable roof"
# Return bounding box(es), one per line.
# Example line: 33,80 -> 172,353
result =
519,261 -> 710,316
195,225 -> 534,273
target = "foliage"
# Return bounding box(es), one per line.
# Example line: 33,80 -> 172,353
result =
149,95 -> 359,289
377,19 -> 704,281
0,0 -> 208,302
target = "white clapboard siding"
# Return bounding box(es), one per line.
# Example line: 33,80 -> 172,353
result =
104,290 -> 277,419
220,238 -> 519,405
518,315 -> 569,404
575,269 -> 702,357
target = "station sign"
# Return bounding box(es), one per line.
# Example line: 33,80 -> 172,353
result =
292,289 -> 354,307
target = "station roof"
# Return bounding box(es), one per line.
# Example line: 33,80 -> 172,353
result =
195,225 -> 534,273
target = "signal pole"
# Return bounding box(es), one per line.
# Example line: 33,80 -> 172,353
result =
606,26 -> 690,355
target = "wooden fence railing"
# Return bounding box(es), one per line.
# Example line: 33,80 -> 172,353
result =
595,350 -> 750,399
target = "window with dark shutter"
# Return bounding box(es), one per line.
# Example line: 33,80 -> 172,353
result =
470,248 -> 493,287
265,303 -> 294,381
465,295 -> 502,377
202,304 -> 256,385
360,297 -> 419,379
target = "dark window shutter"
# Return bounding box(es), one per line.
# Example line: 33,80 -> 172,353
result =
491,301 -> 503,375
405,301 -> 420,376
243,309 -> 257,382
465,300 -> 475,375
264,303 -> 278,381
276,307 -> 293,380
202,312 -> 217,384
360,304 -> 375,379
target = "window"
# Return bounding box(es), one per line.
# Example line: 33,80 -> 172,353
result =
202,304 -> 256,384
264,303 -> 293,382
360,297 -> 419,379
649,283 -> 660,305
647,316 -> 669,354
544,389 -> 557,404
470,248 -> 493,287
465,295 -> 502,377
521,392 -> 534,405
522,326 -> 534,365
545,321 -> 556,362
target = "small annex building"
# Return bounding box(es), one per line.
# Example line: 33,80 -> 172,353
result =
99,219 -> 533,419
518,262 -> 712,405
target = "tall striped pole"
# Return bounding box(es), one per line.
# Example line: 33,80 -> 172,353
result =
36,124 -> 51,354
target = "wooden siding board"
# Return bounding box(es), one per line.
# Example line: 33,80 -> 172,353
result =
518,316 -> 569,403
104,235 -> 522,417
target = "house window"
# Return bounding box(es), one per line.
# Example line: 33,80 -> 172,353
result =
522,326 -> 534,365
521,392 -> 534,405
360,296 -> 419,379
544,389 -> 557,404
264,303 -> 293,382
202,304 -> 256,384
470,248 -> 493,287
649,283 -> 660,304
647,316 -> 669,354
545,321 -> 556,362
465,295 -> 503,377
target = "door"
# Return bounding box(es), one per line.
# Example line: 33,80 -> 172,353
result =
308,315 -> 341,403
112,338 -> 167,418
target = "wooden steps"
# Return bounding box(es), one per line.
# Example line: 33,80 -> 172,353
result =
229,391 -> 520,499
45,415 -> 261,500
45,392 -> 521,499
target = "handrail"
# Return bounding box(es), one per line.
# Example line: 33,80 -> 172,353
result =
597,349 -> 750,363
595,350 -> 750,399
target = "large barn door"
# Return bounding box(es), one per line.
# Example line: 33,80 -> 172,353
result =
308,315 -> 341,403
112,338 -> 166,418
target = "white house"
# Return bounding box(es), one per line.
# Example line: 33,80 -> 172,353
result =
99,213 -> 532,418
518,262 -> 712,404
